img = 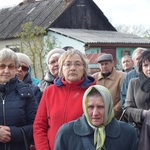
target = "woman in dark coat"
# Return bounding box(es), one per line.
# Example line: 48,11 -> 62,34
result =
16,52 -> 42,104
0,48 -> 38,150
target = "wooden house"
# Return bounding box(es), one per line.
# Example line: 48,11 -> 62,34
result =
0,0 -> 116,48
0,0 -> 150,77
48,28 -> 150,73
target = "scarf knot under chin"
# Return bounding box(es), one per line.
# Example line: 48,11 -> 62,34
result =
93,112 -> 113,150
94,127 -> 106,150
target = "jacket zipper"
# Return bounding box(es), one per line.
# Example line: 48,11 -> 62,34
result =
2,99 -> 6,126
1,95 -> 7,150
63,86 -> 70,123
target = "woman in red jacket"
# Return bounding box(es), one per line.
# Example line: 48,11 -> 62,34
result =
33,48 -> 96,150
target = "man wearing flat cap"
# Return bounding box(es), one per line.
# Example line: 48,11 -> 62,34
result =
92,53 -> 125,119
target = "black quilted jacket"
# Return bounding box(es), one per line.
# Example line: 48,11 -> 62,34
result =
0,76 -> 38,150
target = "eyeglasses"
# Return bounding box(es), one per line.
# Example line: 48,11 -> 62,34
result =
63,62 -> 84,68
0,64 -> 16,70
18,65 -> 29,71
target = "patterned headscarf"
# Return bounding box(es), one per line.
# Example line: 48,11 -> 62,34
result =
82,85 -> 114,150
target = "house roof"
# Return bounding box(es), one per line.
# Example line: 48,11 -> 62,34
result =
49,28 -> 150,45
0,0 -> 73,39
0,0 -> 115,40
86,53 -> 103,64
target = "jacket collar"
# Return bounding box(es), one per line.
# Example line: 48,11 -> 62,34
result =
54,76 -> 96,88
74,115 -> 120,138
4,76 -> 18,92
23,72 -> 32,84
97,68 -> 117,81
44,71 -> 55,83
74,115 -> 94,136
105,118 -> 120,138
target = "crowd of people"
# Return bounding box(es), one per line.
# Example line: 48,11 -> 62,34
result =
0,46 -> 149,150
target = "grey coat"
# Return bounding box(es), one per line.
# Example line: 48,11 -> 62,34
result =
54,115 -> 138,150
138,111 -> 150,150
125,77 -> 150,126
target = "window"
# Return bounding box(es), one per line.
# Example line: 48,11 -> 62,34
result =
6,45 -> 20,52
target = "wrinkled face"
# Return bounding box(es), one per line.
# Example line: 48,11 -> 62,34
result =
98,61 -> 114,74
16,62 -> 29,81
142,60 -> 150,77
87,95 -> 105,127
122,57 -> 134,72
48,54 -> 60,77
0,60 -> 17,84
62,53 -> 84,83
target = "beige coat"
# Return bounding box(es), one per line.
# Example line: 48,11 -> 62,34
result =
92,68 -> 125,119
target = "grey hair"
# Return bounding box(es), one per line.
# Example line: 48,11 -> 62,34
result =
58,48 -> 90,77
132,47 -> 147,61
46,48 -> 65,65
0,48 -> 19,67
122,55 -> 132,61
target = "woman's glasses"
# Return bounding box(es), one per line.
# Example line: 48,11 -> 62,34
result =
0,64 -> 16,70
63,62 -> 84,68
18,65 -> 29,71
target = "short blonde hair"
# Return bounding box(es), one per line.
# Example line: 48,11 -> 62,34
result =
0,48 -> 19,67
58,48 -> 90,77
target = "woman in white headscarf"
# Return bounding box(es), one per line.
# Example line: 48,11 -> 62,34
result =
38,48 -> 65,92
54,85 -> 138,150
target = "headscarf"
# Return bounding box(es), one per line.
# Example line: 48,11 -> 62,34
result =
82,85 -> 114,150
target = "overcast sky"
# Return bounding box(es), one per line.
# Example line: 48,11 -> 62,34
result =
94,0 -> 150,28
0,0 -> 150,28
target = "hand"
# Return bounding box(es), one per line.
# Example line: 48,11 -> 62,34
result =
0,125 -> 11,143
143,110 -> 148,119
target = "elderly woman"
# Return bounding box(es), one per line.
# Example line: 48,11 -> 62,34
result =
124,50 -> 150,149
0,48 -> 38,150
33,49 -> 96,150
16,52 -> 42,103
38,48 -> 65,92
54,85 -> 138,150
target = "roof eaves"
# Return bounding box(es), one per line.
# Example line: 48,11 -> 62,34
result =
48,28 -> 85,43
